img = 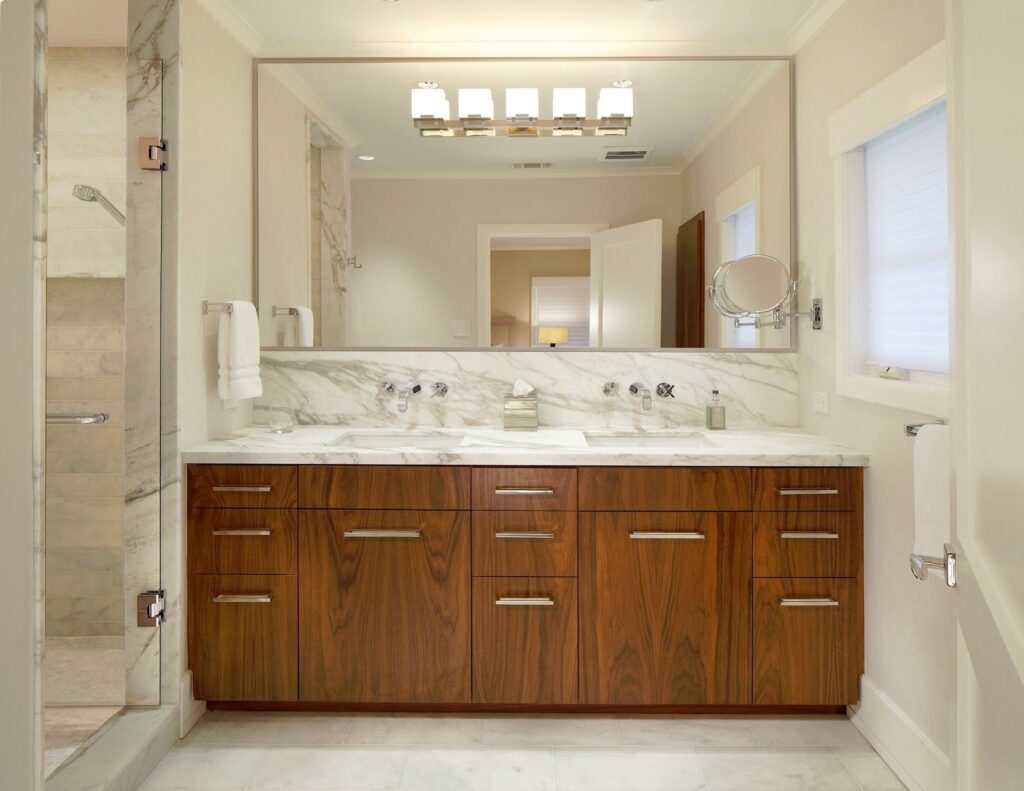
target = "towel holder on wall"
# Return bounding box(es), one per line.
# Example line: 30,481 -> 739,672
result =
202,300 -> 233,315
904,419 -> 945,437
272,306 -> 298,317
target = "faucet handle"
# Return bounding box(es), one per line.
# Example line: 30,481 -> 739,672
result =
406,382 -> 422,395
656,383 -> 675,398
377,381 -> 396,397
601,382 -> 619,397
432,382 -> 449,398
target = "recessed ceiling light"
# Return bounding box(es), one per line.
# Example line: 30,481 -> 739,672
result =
611,79 -> 633,88
358,155 -> 376,161
417,80 -> 439,89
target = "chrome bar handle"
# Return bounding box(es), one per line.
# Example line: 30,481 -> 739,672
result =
212,594 -> 272,604
779,531 -> 840,540
212,485 -> 272,493
630,532 -> 705,540
495,597 -> 555,607
494,487 -> 555,496
212,529 -> 272,537
777,488 -> 839,496
780,598 -> 840,607
495,531 -> 556,540
46,413 -> 109,425
343,529 -> 422,539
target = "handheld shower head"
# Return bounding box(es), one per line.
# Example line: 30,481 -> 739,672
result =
72,184 -> 126,227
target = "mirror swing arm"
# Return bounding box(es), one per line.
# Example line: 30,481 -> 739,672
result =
706,254 -> 824,332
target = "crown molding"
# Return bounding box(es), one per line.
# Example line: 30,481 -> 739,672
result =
195,0 -> 264,55
785,0 -> 848,54
262,65 -> 360,149
351,166 -> 681,181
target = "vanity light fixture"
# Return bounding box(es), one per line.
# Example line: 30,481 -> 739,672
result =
611,79 -> 633,88
552,87 -> 586,136
411,86 -> 452,136
458,88 -> 496,136
596,87 -> 634,136
506,88 -> 541,137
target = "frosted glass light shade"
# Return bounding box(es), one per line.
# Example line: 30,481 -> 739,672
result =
598,87 -> 633,119
411,88 -> 449,119
537,326 -> 570,345
553,88 -> 587,119
458,88 -> 494,119
506,88 -> 539,119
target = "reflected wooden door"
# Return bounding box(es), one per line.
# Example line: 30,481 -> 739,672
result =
676,211 -> 705,348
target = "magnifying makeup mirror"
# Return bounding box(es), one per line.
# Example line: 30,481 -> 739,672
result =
707,254 -> 820,331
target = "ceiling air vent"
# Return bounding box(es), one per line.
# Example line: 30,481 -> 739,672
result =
599,146 -> 654,162
513,162 -> 553,169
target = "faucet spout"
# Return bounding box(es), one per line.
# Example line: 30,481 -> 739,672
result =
398,382 -> 422,413
629,382 -> 652,411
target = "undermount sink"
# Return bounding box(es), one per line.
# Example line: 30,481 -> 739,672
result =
328,432 -> 465,450
584,431 -> 718,449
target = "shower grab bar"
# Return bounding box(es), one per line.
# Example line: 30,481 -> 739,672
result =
46,413 -> 109,425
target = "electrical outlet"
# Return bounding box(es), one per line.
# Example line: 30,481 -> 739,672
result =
451,319 -> 471,338
813,391 -> 830,415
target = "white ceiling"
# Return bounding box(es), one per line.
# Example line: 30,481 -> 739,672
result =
48,0 -> 127,48
273,59 -> 786,175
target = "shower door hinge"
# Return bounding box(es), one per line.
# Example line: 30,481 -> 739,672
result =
139,137 -> 168,171
137,590 -> 166,626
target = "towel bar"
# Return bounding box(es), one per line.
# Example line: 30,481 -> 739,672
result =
272,306 -> 298,317
910,542 -> 957,587
905,419 -> 945,437
202,300 -> 233,314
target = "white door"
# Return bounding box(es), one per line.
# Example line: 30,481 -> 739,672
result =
950,1 -> 1024,788
589,219 -> 662,347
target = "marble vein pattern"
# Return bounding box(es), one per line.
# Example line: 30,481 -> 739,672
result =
318,144 -> 351,347
256,350 -> 799,429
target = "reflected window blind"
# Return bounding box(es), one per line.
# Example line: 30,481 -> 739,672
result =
727,201 -> 757,347
863,102 -> 950,374
531,276 -> 590,347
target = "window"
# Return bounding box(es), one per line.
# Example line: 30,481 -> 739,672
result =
530,276 -> 590,347
722,202 -> 757,348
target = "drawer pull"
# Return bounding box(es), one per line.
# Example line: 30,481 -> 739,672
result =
495,597 -> 555,607
211,529 -> 272,537
780,597 -> 839,607
494,487 -> 556,496
777,488 -> 839,496
779,531 -> 839,540
343,529 -> 422,539
630,531 -> 705,540
494,531 -> 556,540
211,485 -> 273,493
212,594 -> 272,604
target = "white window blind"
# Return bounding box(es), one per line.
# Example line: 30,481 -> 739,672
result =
531,276 -> 590,347
724,201 -> 757,348
863,102 -> 949,374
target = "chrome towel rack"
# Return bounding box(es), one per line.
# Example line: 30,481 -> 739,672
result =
905,419 -> 945,437
202,300 -> 233,314
272,306 -> 298,317
46,413 -> 109,425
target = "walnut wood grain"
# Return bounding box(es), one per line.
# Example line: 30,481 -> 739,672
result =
472,467 -> 578,511
578,467 -> 751,511
188,464 -> 297,509
753,578 -> 860,705
472,512 -> 577,577
579,512 -> 752,704
188,509 -> 297,575
472,577 -> 578,705
753,468 -> 862,512
299,510 -> 470,703
189,574 -> 297,702
298,466 -> 470,510
753,512 -> 861,578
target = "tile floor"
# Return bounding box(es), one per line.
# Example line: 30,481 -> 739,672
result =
139,711 -> 906,791
45,705 -> 123,777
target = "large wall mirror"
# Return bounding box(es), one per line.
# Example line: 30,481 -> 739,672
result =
255,58 -> 793,351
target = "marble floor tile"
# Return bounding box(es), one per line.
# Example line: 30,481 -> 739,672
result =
346,714 -> 484,746
204,711 -> 354,745
480,715 -> 620,746
835,746 -> 907,790
616,715 -> 758,747
554,747 -> 706,791
45,705 -> 122,777
400,747 -> 556,791
748,715 -> 870,747
697,747 -> 859,790
138,745 -> 266,790
251,746 -> 409,790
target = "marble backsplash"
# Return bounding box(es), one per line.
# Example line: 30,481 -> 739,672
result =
255,350 -> 799,429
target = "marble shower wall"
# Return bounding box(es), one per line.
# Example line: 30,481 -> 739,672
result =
318,144 -> 350,347
257,350 -> 799,429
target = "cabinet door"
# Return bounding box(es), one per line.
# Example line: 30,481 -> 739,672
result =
473,577 -> 578,705
299,510 -> 471,703
753,578 -> 861,705
579,512 -> 751,704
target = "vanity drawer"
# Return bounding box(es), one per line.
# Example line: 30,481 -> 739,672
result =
578,467 -> 751,511
753,468 -> 862,512
299,465 -> 470,510
472,468 -> 577,511
754,513 -> 861,578
188,509 -> 297,575
473,512 -> 577,577
188,464 -> 298,509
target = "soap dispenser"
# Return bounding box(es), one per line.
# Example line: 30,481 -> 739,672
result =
705,388 -> 726,430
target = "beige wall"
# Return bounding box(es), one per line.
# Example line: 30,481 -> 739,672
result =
679,63 -> 791,348
490,249 -> 590,347
793,0 -> 953,783
352,175 -> 681,347
179,0 -> 254,444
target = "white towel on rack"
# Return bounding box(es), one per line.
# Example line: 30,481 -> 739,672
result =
913,423 -> 951,557
217,301 -> 263,403
295,306 -> 314,347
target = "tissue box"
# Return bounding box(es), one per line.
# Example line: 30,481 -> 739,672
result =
503,395 -> 538,431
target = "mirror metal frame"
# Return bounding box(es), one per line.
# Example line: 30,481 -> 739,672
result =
252,55 -> 797,353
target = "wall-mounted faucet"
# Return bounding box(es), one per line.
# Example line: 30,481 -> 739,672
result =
397,382 -> 422,413
601,382 -> 619,397
656,382 -> 675,399
629,382 -> 652,411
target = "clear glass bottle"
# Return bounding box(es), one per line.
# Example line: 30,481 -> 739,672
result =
705,388 -> 726,430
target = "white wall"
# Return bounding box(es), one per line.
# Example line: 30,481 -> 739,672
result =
351,175 -> 681,347
179,0 -> 254,443
793,1 -> 954,787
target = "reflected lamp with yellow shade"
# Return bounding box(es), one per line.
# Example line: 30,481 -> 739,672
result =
537,326 -> 570,348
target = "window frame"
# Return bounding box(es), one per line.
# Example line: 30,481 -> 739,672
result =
830,41 -> 951,417
716,167 -> 762,349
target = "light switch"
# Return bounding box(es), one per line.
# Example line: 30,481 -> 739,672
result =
452,319 -> 471,338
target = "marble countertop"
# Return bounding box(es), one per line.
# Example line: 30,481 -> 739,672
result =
182,426 -> 867,467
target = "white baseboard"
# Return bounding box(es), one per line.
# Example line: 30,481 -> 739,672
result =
849,676 -> 954,791
179,669 -> 206,738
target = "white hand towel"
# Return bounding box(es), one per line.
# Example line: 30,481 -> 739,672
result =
913,423 -> 951,557
216,301 -> 263,403
294,306 -> 314,347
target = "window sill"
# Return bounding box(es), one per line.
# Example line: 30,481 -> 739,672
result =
837,374 -> 949,418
